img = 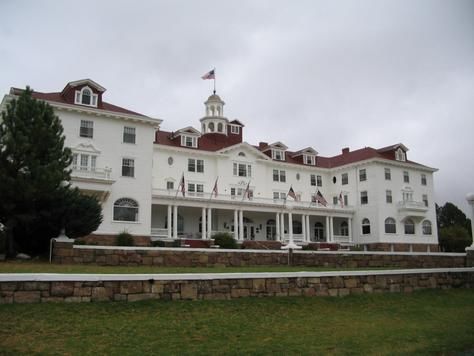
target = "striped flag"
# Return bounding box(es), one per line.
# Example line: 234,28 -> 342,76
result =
211,177 -> 218,198
338,192 -> 344,208
288,186 -> 297,200
178,174 -> 185,197
314,190 -> 327,206
201,69 -> 215,80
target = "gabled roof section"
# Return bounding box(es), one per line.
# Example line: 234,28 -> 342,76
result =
216,142 -> 271,160
61,79 -> 106,94
378,143 -> 409,153
176,126 -> 201,136
229,119 -> 245,127
261,141 -> 288,152
292,147 -> 318,157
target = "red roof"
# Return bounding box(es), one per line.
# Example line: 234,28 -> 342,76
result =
10,88 -> 147,117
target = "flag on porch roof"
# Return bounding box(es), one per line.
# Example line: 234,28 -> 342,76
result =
212,177 -> 218,198
201,69 -> 215,80
338,191 -> 344,208
178,174 -> 185,197
315,190 -> 328,206
287,186 -> 297,200
243,181 -> 251,200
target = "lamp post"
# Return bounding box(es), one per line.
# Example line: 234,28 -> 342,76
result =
466,193 -> 474,249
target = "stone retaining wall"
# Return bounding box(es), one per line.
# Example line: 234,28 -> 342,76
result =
52,242 -> 467,268
1,269 -> 472,304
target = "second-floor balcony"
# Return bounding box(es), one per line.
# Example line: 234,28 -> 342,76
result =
71,166 -> 114,183
397,200 -> 428,215
152,188 -> 354,213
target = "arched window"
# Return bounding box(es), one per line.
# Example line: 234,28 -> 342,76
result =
210,106 -> 215,116
217,106 -> 221,116
208,122 -> 215,132
362,218 -> 370,235
82,88 -> 91,105
422,220 -> 432,235
202,124 -> 206,133
314,222 -> 324,241
113,198 -> 139,222
340,221 -> 348,236
385,218 -> 396,234
238,152 -> 246,157
404,218 -> 415,234
266,219 -> 276,240
217,122 -> 223,132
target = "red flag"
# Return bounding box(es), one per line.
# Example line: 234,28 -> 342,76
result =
314,190 -> 327,206
288,186 -> 297,200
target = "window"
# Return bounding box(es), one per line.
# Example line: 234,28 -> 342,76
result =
344,194 -> 348,206
317,175 -> 322,187
113,198 -> 138,222
232,187 -> 253,199
273,169 -> 286,182
230,125 -> 240,134
422,220 -> 432,235
395,148 -> 406,161
360,191 -> 368,205
181,135 -> 198,148
362,218 -> 371,235
123,127 -> 136,144
314,222 -> 324,241
238,152 -> 246,157
386,190 -> 392,203
80,120 -> 94,138
359,169 -> 367,182
233,163 -> 251,177
272,149 -> 285,161
166,181 -> 174,190
310,174 -> 316,186
75,87 -> 98,107
403,171 -> 410,183
421,174 -> 427,186
188,159 -> 204,173
404,219 -> 415,234
188,183 -> 204,196
217,123 -> 223,132
385,168 -> 391,180
293,220 -> 302,234
340,221 -> 348,236
333,196 -> 338,205
273,192 -> 287,201
304,155 -> 315,165
402,189 -> 413,202
122,158 -> 135,177
422,194 -> 428,207
208,122 -> 215,132
266,220 -> 276,240
342,173 -> 348,185
385,218 -> 396,234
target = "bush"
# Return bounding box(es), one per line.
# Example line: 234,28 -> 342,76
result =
116,231 -> 134,246
0,227 -> 5,254
152,240 -> 165,247
212,233 -> 238,249
439,226 -> 472,252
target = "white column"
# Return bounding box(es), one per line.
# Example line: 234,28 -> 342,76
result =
167,205 -> 172,239
233,210 -> 238,240
301,214 -> 306,242
239,210 -> 244,240
275,212 -> 280,241
207,208 -> 212,239
306,215 -> 310,242
173,205 -> 178,239
348,217 -> 352,242
201,207 -> 207,240
281,213 -> 285,242
325,216 -> 330,242
288,212 -> 294,245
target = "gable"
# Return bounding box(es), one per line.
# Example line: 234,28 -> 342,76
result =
217,142 -> 271,160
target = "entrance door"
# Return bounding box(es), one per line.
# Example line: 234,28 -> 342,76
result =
243,224 -> 256,240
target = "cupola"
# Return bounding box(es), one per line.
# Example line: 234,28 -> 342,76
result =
200,93 -> 229,135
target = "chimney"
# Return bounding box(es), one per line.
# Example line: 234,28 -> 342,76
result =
259,142 -> 268,150
342,147 -> 350,155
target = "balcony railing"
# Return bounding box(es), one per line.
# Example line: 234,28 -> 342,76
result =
71,166 -> 112,181
152,188 -> 353,212
397,200 -> 428,212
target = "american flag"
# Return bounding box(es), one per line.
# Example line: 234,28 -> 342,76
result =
314,190 -> 328,206
242,181 -> 251,200
338,192 -> 344,208
201,69 -> 215,80
288,186 -> 297,200
211,177 -> 218,198
178,174 -> 185,197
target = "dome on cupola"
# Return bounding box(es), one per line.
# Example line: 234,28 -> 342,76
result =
200,92 -> 229,135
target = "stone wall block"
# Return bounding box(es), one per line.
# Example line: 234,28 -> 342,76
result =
14,291 -> 41,303
51,282 -> 74,297
120,281 -> 143,294
181,283 -> 198,300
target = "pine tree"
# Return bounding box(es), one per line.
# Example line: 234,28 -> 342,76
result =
0,87 -> 72,255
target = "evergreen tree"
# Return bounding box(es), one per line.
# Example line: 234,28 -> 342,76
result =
0,87 -> 101,256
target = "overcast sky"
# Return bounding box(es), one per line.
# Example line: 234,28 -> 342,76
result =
1,0 -> 473,215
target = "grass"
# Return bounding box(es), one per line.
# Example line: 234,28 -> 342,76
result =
0,260 -> 394,274
0,289 -> 472,355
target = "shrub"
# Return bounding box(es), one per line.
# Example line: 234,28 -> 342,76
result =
116,231 -> 134,246
212,233 -> 238,249
439,226 -> 472,252
0,227 -> 5,254
152,240 -> 165,247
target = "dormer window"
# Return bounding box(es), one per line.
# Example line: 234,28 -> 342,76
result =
181,135 -> 198,148
272,149 -> 285,161
75,86 -> 98,107
303,154 -> 316,165
395,148 -> 406,161
230,125 -> 240,134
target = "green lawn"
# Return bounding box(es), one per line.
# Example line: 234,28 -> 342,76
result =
0,260 -> 390,274
0,289 -> 472,355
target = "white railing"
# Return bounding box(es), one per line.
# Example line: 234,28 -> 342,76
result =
151,228 -> 168,237
152,188 -> 353,211
332,235 -> 351,243
397,200 -> 428,211
71,167 -> 112,180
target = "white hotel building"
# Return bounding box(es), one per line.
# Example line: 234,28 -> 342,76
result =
2,79 -> 439,250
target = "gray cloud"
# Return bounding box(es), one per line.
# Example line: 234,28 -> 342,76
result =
1,0 -> 473,214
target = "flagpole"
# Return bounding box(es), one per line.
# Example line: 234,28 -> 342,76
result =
175,172 -> 184,199
213,68 -> 216,94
